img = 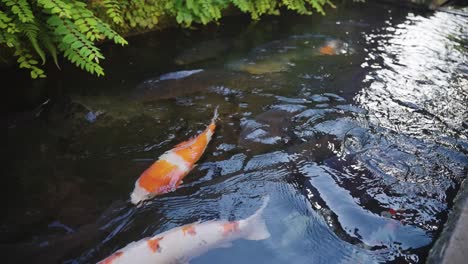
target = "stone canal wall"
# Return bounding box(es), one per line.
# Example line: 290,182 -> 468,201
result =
427,177 -> 468,264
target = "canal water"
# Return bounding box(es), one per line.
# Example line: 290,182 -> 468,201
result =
2,2 -> 467,263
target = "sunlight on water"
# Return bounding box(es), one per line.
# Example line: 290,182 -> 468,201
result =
358,11 -> 468,141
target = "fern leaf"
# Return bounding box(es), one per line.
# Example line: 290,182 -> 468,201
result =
39,31 -> 60,69
3,0 -> 35,23
13,46 -> 46,78
17,22 -> 47,65
103,0 -> 124,25
37,0 -> 72,18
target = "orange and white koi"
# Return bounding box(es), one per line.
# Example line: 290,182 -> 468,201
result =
98,197 -> 270,264
319,39 -> 342,55
130,107 -> 219,205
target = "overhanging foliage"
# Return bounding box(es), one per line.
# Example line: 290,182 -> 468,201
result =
0,0 -> 334,78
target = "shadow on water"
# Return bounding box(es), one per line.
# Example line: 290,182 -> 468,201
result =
1,1 -> 467,264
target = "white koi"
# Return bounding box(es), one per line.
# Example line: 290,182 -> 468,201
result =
98,197 -> 270,264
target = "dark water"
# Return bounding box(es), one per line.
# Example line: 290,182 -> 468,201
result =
2,2 -> 467,264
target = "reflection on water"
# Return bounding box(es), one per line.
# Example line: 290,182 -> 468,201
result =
354,8 -> 468,231
358,11 -> 467,141
2,2 -> 467,264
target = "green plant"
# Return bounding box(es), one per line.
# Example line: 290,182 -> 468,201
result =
97,0 -> 167,30
1,0 -> 334,78
0,0 -> 127,78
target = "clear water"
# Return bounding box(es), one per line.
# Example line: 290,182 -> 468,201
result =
2,2 -> 467,264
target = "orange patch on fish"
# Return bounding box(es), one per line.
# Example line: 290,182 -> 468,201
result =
101,251 -> 123,264
147,237 -> 164,253
319,45 -> 336,55
138,160 -> 182,192
182,225 -> 197,236
174,136 -> 208,164
208,123 -> 216,132
222,221 -> 239,236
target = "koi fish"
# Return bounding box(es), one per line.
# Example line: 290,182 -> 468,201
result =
98,197 -> 270,264
319,39 -> 347,55
130,107 -> 219,205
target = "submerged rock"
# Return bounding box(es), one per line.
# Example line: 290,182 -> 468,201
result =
313,118 -> 358,139
323,93 -> 346,102
275,95 -> 311,104
271,104 -> 307,113
239,108 -> 298,151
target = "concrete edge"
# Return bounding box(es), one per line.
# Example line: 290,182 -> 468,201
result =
426,176 -> 468,264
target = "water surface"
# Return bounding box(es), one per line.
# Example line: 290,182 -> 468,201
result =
2,2 -> 467,264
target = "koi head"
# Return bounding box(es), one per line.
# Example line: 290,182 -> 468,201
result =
130,184 -> 152,205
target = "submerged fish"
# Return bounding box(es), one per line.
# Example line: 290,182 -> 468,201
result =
98,197 -> 270,264
233,58 -> 291,75
130,107 -> 219,205
319,39 -> 343,55
319,45 -> 336,55
228,37 -> 351,75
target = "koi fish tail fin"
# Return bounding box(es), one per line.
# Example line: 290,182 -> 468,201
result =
243,196 -> 270,241
211,105 -> 219,123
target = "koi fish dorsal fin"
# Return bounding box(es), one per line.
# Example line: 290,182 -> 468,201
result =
244,196 -> 270,241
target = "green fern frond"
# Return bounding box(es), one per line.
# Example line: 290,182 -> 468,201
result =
0,9 -> 20,34
37,0 -> 72,18
103,0 -> 124,25
38,29 -> 60,68
17,22 -> 47,64
14,46 -> 46,78
3,0 -> 34,23
68,1 -> 127,45
48,14 -> 105,75
1,0 -> 334,79
0,10 -> 13,28
306,0 -> 324,14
